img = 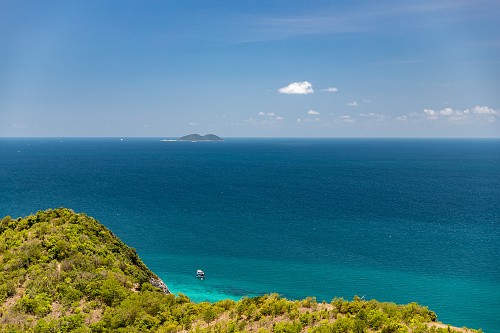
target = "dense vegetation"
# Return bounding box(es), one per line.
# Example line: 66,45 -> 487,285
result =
0,208 -> 480,332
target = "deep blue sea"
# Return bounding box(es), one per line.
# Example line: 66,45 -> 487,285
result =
1,138 -> 499,332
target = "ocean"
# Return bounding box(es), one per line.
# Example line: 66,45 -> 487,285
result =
0,138 -> 498,332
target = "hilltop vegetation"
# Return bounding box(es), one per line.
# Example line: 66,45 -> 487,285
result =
0,209 -> 480,332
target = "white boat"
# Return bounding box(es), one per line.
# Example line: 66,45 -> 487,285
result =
196,269 -> 205,279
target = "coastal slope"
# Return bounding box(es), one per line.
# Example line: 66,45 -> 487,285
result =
0,208 -> 169,331
0,209 -> 479,332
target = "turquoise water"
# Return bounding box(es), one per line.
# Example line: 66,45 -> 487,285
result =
0,138 -> 498,331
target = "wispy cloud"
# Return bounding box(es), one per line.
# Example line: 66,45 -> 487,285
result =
247,14 -> 364,41
322,87 -> 338,93
278,81 -> 313,94
348,101 -> 359,107
239,1 -> 497,42
374,59 -> 420,65
246,111 -> 285,125
338,115 -> 355,123
11,122 -> 26,129
360,113 -> 390,121
296,109 -> 322,124
297,117 -> 321,123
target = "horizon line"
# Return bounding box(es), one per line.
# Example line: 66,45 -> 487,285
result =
1,136 -> 499,140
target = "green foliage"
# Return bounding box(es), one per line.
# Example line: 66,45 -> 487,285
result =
0,281 -> 16,302
381,321 -> 409,333
273,321 -> 302,333
0,208 -> 478,332
16,292 -> 52,316
98,277 -> 129,306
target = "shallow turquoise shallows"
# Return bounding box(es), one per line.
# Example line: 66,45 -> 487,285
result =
1,138 -> 498,332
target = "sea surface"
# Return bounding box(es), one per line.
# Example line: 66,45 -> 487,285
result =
0,138 -> 499,332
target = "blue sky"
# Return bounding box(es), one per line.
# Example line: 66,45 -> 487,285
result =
1,0 -> 499,137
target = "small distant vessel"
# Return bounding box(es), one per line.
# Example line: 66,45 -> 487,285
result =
196,269 -> 205,279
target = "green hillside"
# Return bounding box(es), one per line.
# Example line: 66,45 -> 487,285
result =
0,209 -> 479,332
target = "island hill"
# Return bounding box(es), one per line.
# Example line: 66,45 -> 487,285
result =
0,209 -> 479,332
178,134 -> 223,142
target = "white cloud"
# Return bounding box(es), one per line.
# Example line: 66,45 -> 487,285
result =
448,110 -> 470,122
307,109 -> 320,115
416,105 -> 497,123
275,116 -> 284,120
348,101 -> 359,107
470,106 -> 496,123
472,106 -> 497,115
278,81 -> 314,94
259,111 -> 277,116
322,87 -> 338,93
423,108 -> 438,120
189,122 -> 199,126
439,108 -> 454,116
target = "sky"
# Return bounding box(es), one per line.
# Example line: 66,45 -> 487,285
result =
1,0 -> 499,137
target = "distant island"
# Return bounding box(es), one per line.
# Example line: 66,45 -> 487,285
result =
178,133 -> 223,142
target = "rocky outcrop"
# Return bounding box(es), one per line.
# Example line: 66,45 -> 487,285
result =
150,276 -> 171,294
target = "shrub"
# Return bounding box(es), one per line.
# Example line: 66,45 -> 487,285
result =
59,313 -> 85,332
98,277 -> 129,306
273,321 -> 302,333
0,281 -> 16,302
17,292 -> 52,316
